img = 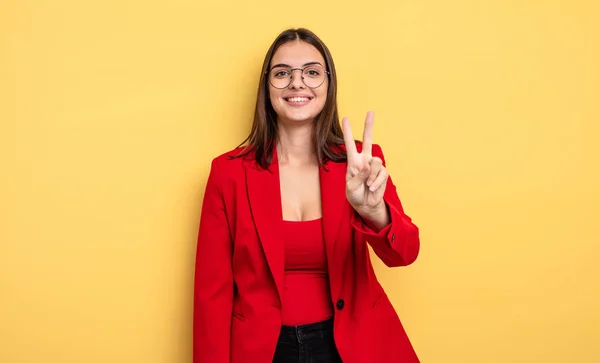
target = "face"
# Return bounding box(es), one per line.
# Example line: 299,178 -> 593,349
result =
268,40 -> 329,125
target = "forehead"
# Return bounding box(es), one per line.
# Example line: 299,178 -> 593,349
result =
271,40 -> 325,67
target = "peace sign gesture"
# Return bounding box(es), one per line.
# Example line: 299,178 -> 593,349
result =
342,111 -> 390,228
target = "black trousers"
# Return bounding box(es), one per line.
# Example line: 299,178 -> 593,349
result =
273,318 -> 343,363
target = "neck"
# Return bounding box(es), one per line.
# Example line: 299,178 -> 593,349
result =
276,121 -> 316,166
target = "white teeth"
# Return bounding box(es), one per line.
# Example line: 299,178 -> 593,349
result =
287,97 -> 309,103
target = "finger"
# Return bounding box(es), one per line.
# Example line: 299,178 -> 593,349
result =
362,111 -> 374,157
342,117 -> 358,157
368,166 -> 388,193
366,157 -> 383,187
346,163 -> 370,191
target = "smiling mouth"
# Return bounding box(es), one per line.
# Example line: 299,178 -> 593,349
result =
284,96 -> 313,104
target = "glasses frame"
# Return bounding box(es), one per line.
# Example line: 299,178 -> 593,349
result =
266,64 -> 330,89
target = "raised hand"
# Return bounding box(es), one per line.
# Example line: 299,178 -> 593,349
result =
342,111 -> 390,229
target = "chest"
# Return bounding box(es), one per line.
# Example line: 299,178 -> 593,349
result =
278,164 -> 322,221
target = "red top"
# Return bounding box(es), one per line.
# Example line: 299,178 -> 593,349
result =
281,218 -> 333,326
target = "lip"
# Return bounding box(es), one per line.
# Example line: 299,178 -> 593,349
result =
283,94 -> 313,107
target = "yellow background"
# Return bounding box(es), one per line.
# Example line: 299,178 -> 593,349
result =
2,0 -> 599,362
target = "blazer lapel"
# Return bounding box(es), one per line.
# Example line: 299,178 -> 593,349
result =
244,150 -> 285,304
319,160 -> 349,298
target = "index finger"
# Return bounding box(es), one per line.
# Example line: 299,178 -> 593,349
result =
342,117 -> 358,157
362,111 -> 374,156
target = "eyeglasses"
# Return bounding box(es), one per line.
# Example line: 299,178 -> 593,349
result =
266,64 -> 330,89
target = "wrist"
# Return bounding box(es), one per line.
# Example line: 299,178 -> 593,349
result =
358,202 -> 390,232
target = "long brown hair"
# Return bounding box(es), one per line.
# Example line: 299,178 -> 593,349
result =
234,28 -> 346,169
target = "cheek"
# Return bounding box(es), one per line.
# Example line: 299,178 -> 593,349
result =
315,87 -> 328,108
317,82 -> 329,99
268,88 -> 277,104
269,88 -> 286,104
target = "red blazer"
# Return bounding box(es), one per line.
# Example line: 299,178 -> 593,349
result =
194,143 -> 420,363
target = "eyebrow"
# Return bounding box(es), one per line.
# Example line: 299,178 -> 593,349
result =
270,61 -> 324,69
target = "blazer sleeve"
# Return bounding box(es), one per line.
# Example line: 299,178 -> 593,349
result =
193,158 -> 233,362
351,144 -> 420,267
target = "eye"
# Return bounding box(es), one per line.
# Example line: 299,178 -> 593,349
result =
304,67 -> 322,77
272,69 -> 290,78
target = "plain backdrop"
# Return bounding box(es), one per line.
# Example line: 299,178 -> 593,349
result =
1,0 -> 599,362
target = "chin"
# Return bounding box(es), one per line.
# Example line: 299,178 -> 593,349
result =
280,114 -> 315,124
279,106 -> 324,124
287,112 -> 316,122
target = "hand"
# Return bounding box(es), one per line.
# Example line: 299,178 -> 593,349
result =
342,111 -> 390,228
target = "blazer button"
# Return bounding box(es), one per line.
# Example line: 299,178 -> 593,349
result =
336,299 -> 345,310
391,233 -> 396,242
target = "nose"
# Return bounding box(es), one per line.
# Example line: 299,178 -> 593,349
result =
288,69 -> 305,89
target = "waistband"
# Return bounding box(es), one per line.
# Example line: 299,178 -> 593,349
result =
280,317 -> 334,334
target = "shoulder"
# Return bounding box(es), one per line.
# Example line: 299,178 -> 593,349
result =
212,146 -> 246,163
208,146 -> 249,175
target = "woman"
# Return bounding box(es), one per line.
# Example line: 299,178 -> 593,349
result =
194,28 -> 420,363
